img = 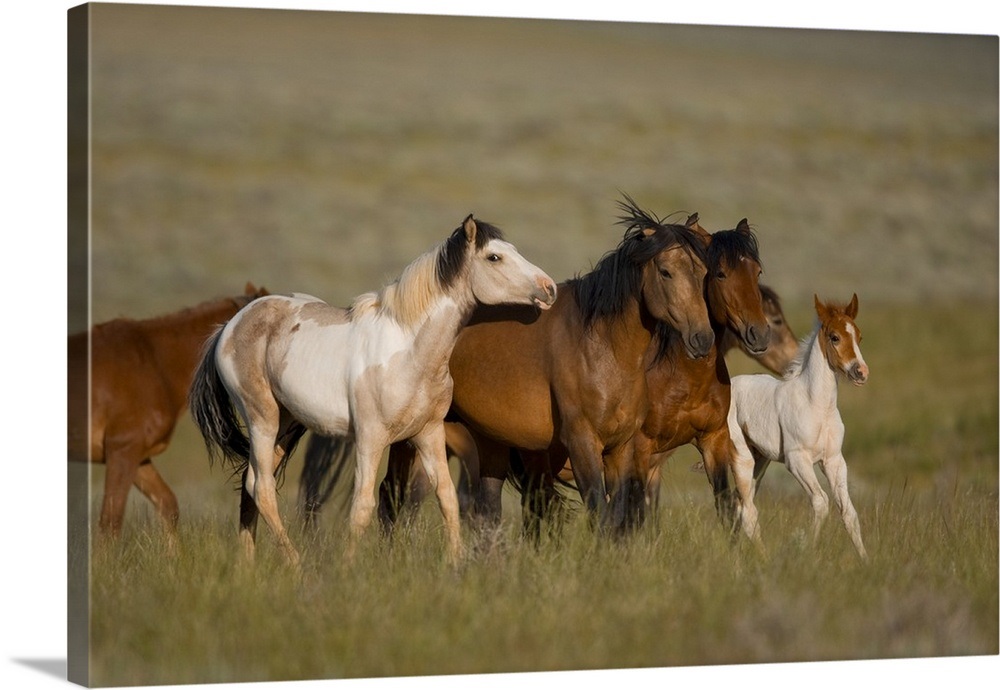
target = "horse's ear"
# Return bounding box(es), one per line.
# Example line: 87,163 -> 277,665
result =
641,227 -> 657,238
846,293 -> 859,319
814,294 -> 828,320
463,214 -> 477,243
685,212 -> 699,228
736,218 -> 751,234
244,282 -> 256,295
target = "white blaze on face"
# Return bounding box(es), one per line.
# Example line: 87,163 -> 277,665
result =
843,322 -> 869,383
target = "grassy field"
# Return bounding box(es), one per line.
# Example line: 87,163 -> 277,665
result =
74,4 -> 997,687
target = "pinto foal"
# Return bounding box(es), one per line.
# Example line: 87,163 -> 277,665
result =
728,294 -> 870,559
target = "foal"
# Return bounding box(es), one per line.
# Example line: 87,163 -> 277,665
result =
728,294 -> 870,559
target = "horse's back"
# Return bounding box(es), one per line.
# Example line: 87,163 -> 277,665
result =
216,293 -> 360,437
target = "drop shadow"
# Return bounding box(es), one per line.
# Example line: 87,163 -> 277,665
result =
12,658 -> 67,681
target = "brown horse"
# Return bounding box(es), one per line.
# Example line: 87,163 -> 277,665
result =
67,283 -> 268,538
511,214 -> 775,537
301,196 -> 714,534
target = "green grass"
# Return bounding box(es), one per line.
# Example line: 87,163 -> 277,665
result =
83,301 -> 999,685
87,486 -> 997,686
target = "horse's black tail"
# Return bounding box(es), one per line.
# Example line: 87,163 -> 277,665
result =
189,328 -> 250,475
299,433 -> 356,526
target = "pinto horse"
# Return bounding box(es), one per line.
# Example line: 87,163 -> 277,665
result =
67,282 -> 269,538
301,195 -> 714,534
189,215 -> 556,566
729,294 -> 870,559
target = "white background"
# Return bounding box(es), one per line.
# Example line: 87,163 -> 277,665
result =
2,1 -> 997,689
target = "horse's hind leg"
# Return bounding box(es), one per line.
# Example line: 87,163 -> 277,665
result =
445,422 -> 480,520
133,459 -> 180,551
98,442 -> 143,538
238,465 -> 259,560
378,441 -> 417,532
411,422 -> 463,563
245,413 -> 301,568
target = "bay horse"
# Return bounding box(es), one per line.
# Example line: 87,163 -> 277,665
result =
729,294 -> 870,559
513,213 -> 774,539
67,282 -> 269,539
189,215 -> 556,566
302,195 -> 714,535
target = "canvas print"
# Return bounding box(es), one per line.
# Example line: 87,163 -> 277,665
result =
67,2 -> 999,687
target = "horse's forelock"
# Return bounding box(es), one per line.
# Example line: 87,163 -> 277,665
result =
708,226 -> 762,271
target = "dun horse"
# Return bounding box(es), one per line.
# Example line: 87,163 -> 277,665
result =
189,216 -> 556,566
728,294 -> 870,559
302,195 -> 714,534
67,283 -> 268,538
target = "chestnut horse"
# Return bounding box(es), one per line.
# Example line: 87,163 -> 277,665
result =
729,294 -> 870,559
189,216 -> 556,566
301,196 -> 714,534
67,282 -> 268,538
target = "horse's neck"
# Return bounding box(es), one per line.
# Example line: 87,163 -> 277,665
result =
405,291 -> 476,372
599,294 -> 655,369
792,330 -> 839,410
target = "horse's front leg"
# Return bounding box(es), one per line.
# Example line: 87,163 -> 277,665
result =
819,452 -> 868,561
604,435 -> 644,534
346,430 -> 389,562
410,422 -> 464,564
562,425 -> 609,530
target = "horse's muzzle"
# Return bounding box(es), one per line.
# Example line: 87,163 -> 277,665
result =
533,278 -> 557,310
847,362 -> 869,385
743,322 -> 771,355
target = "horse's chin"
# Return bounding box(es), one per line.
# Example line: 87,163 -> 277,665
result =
533,298 -> 553,311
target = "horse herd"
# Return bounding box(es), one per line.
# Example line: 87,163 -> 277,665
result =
68,195 -> 870,566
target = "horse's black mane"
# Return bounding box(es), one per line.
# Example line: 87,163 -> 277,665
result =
568,195 -> 708,329
707,222 -> 762,272
437,216 -> 506,288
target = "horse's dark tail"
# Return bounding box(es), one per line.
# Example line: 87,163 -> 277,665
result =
299,433 -> 356,527
189,328 -> 250,475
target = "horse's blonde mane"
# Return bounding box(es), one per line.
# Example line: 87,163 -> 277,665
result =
349,244 -> 455,328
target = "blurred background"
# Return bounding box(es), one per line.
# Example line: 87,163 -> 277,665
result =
83,4 -> 997,326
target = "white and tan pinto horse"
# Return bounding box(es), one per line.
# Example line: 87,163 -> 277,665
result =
190,216 -> 557,566
728,294 -> 870,559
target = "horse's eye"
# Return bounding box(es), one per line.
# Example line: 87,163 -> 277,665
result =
830,334 -> 840,344
487,254 -> 501,263
715,271 -> 726,280
773,318 -> 784,326
659,268 -> 672,278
